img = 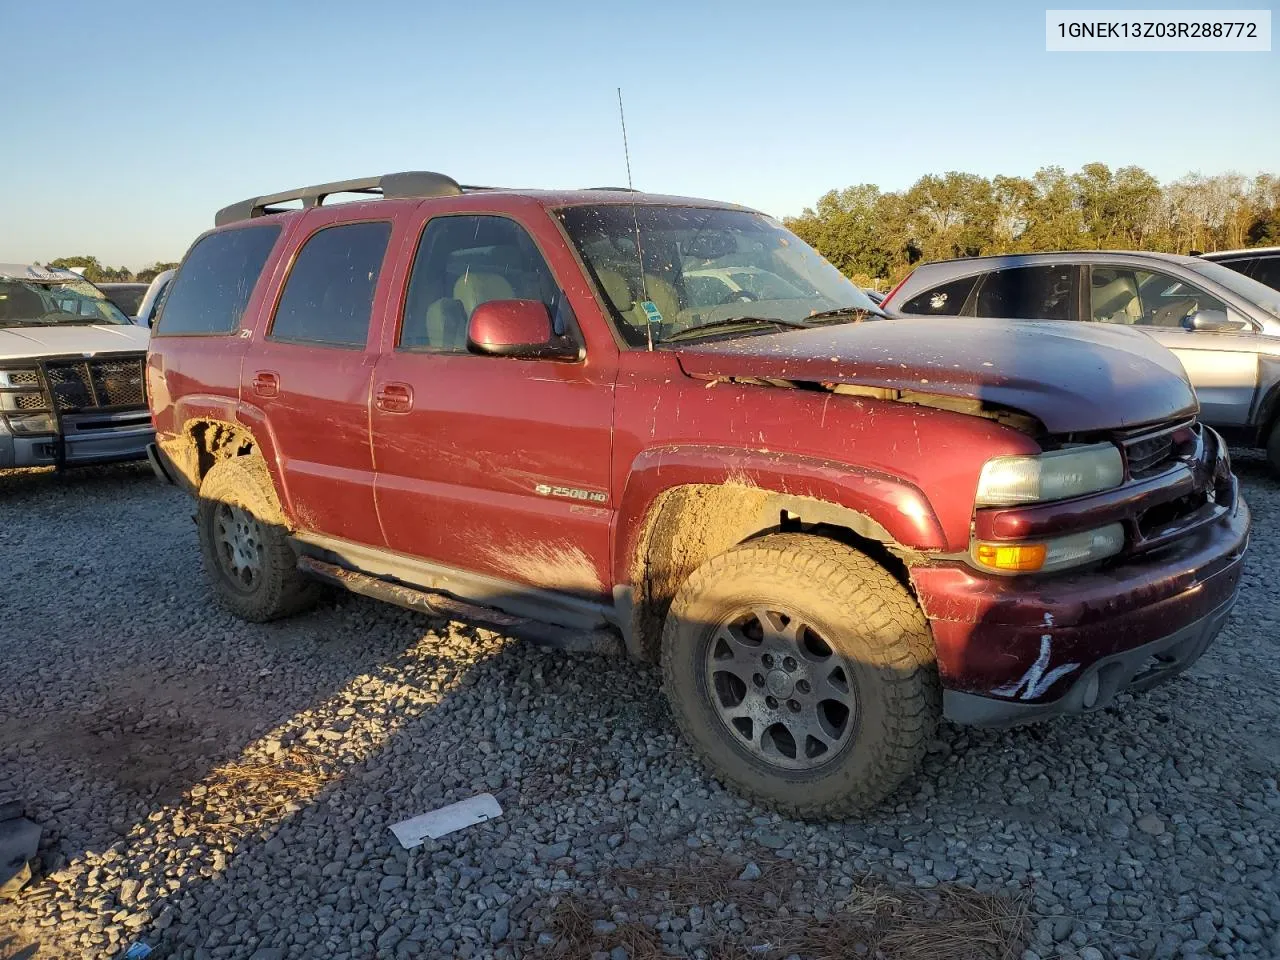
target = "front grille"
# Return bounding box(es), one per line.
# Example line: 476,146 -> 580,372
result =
1120,420 -> 1197,480
1126,433 -> 1176,478
12,394 -> 44,410
7,370 -> 38,386
43,355 -> 146,412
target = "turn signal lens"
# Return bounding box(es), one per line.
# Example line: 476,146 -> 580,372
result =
974,542 -> 1048,572
973,523 -> 1126,575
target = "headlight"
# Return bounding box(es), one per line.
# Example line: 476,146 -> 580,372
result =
976,443 -> 1123,506
973,523 -> 1126,574
5,413 -> 56,435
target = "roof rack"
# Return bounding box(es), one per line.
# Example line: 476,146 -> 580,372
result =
214,171 -> 466,226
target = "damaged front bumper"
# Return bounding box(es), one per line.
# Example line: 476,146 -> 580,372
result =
911,496 -> 1250,726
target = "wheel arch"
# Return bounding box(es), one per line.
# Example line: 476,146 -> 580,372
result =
614,445 -> 943,661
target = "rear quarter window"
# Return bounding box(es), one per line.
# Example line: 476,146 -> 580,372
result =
900,275 -> 978,316
154,225 -> 281,336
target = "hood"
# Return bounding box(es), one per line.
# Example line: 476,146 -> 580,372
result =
0,323 -> 150,362
670,317 -> 1197,435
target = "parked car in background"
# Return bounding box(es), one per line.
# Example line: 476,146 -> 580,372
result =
98,282 -> 150,321
147,172 -> 1247,817
1198,246 -> 1280,292
134,269 -> 175,328
0,263 -> 153,468
882,251 -> 1280,473
863,287 -> 885,305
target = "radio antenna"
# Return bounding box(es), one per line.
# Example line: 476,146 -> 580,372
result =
617,87 -> 652,350
617,87 -> 634,190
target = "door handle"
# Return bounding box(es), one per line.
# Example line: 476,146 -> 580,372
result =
252,371 -> 279,398
375,382 -> 414,413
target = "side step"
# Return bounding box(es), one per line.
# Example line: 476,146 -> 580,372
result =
297,557 -> 623,656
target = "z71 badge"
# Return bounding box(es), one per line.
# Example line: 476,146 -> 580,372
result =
534,483 -> 608,504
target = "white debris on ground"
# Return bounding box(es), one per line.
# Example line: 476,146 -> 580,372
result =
0,459 -> 1277,959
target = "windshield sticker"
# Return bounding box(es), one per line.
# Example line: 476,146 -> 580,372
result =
640,300 -> 664,325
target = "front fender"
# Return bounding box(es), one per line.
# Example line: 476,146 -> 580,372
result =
612,443 -> 945,585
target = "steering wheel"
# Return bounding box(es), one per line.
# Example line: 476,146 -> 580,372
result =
721,289 -> 759,304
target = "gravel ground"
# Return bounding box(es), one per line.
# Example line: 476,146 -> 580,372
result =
0,457 -> 1277,960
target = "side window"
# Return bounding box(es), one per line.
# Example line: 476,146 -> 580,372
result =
399,215 -> 563,352
270,222 -> 391,347
1250,257 -> 1280,292
974,265 -> 1076,321
1133,270 -> 1227,328
900,275 -> 978,316
1089,267 -> 1145,325
154,225 -> 280,336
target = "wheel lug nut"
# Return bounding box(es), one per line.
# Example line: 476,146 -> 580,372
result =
788,699 -> 801,713
765,695 -> 778,709
761,654 -> 773,667
797,680 -> 811,694
783,656 -> 797,672
752,674 -> 765,688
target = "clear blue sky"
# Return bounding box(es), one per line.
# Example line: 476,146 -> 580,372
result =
1,0 -> 1275,269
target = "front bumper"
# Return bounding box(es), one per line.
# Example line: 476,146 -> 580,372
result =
0,410 -> 154,469
911,497 -> 1249,725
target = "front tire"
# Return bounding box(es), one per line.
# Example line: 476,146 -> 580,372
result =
1267,420 -> 1280,479
661,534 -> 939,818
196,457 -> 319,622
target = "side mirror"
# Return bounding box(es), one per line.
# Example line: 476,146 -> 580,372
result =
466,299 -> 580,361
1182,308 -> 1247,333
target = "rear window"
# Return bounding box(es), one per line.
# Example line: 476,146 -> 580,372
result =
155,226 -> 281,336
900,275 -> 978,316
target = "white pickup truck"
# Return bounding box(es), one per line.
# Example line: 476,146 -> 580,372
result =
0,263 -> 153,469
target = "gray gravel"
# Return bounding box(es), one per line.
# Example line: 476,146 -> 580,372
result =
0,457 -> 1277,959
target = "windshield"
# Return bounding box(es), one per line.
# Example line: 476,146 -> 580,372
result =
1188,260 -> 1280,321
557,205 -> 880,346
0,278 -> 132,327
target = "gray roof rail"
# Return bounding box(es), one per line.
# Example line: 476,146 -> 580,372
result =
214,171 -> 464,226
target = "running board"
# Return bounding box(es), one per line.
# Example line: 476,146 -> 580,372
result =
297,557 -> 622,656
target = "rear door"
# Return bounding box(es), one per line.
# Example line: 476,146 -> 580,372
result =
1085,264 -> 1258,427
239,214 -> 393,545
369,211 -> 617,599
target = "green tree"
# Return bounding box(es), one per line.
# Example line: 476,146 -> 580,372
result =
135,262 -> 179,283
47,255 -> 105,281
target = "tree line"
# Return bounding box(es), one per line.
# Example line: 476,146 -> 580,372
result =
44,256 -> 179,284
783,164 -> 1280,288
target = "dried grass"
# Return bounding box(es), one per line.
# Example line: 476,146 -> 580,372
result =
538,854 -> 1030,960
199,749 -> 331,839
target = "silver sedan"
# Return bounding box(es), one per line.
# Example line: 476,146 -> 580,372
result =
882,250 -> 1280,474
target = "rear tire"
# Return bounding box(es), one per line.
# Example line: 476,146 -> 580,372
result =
661,534 -> 939,818
196,457 -> 319,622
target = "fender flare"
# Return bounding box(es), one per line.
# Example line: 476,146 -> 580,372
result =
611,443 -> 945,587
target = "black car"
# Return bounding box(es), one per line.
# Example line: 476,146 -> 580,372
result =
1199,246 -> 1280,292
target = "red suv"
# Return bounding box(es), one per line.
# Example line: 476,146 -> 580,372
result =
146,171 -> 1249,817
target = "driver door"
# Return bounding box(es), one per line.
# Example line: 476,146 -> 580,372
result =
1086,265 -> 1257,428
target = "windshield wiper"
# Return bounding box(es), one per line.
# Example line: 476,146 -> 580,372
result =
805,305 -> 886,323
662,316 -> 811,343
